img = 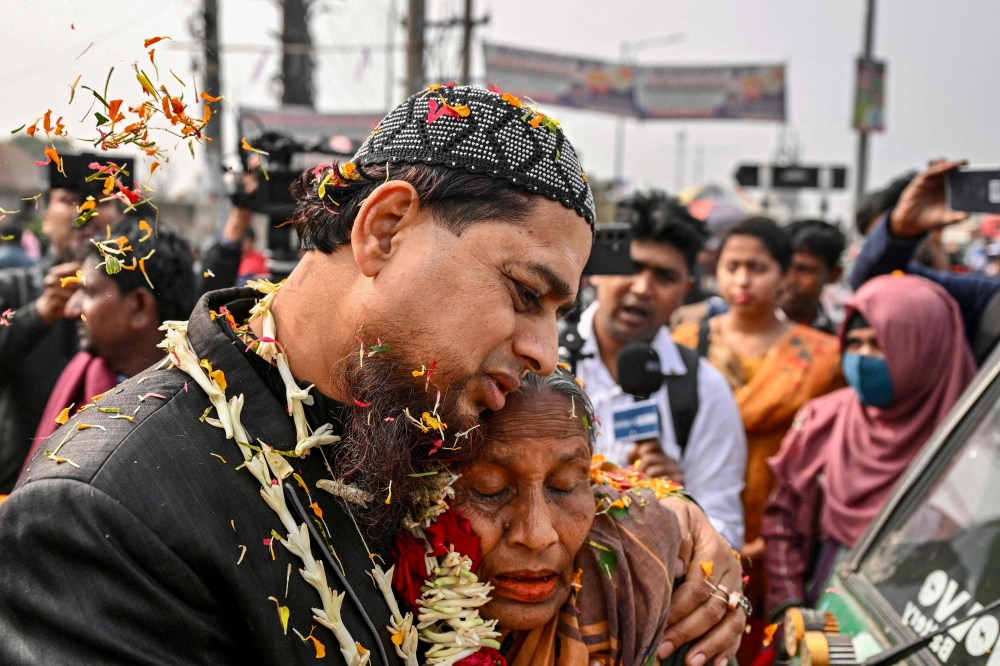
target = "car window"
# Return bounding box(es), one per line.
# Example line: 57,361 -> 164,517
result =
857,393 -> 1000,666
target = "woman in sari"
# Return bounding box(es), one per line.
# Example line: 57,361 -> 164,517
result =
763,275 -> 975,617
413,369 -> 747,666
672,217 -> 843,662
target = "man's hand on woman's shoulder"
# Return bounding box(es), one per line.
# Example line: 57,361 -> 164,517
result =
659,497 -> 746,666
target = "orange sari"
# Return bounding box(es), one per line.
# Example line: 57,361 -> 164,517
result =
674,320 -> 842,663
673,321 -> 843,543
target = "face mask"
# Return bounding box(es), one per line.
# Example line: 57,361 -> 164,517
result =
843,352 -> 895,407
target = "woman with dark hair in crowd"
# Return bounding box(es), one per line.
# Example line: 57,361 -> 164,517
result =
672,217 -> 843,663
763,274 -> 975,619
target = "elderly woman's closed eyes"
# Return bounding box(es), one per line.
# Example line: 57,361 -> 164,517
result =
389,369 -> 747,666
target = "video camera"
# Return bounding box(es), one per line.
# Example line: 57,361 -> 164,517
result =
558,222 -> 635,372
235,130 -> 349,220
234,129 -> 330,271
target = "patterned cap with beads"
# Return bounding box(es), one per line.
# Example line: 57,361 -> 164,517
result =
352,84 -> 596,229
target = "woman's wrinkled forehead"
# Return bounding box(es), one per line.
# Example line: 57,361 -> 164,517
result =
485,389 -> 592,452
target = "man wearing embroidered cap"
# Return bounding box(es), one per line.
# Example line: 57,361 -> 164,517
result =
0,86 -> 744,665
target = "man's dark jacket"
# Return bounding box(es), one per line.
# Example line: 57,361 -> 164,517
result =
0,288 -> 401,665
0,256 -> 78,493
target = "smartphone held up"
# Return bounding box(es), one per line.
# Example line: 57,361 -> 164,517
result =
947,167 -> 1000,213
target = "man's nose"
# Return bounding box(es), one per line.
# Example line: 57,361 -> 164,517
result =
630,271 -> 652,297
507,492 -> 559,553
512,315 -> 559,376
64,291 -> 82,319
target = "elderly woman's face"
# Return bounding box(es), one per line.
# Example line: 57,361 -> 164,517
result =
452,389 -> 595,631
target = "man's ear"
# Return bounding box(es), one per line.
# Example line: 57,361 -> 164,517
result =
682,276 -> 696,297
128,289 -> 160,331
351,180 -> 423,278
829,265 -> 843,284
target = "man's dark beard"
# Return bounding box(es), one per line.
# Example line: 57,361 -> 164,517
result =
326,341 -> 485,533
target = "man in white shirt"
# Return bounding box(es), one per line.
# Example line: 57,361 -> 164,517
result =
576,191 -> 747,547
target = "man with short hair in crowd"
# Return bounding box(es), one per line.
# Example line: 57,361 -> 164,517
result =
575,190 -> 747,548
779,219 -> 846,335
0,87 -> 747,665
22,218 -> 195,471
852,158 -> 1000,363
0,156 -> 98,493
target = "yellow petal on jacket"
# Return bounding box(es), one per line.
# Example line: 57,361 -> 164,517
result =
209,368 -> 226,392
55,404 -> 74,424
267,596 -> 290,635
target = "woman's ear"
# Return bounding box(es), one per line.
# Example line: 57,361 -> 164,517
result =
351,180 -> 423,278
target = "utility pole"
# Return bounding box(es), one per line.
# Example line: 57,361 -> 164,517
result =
406,0 -> 425,96
202,0 -> 225,229
384,0 -> 397,110
673,129 -> 686,192
855,0 -> 876,206
460,0 -> 473,86
612,41 -> 630,184
611,33 -> 684,185
280,0 -> 314,107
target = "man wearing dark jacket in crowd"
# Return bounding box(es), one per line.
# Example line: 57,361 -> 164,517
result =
21,218 -> 195,473
0,157 -> 95,493
0,87 -> 746,665
851,159 -> 1000,362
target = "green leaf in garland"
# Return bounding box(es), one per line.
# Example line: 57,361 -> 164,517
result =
588,539 -> 618,580
607,504 -> 629,521
581,414 -> 590,431
598,548 -> 618,580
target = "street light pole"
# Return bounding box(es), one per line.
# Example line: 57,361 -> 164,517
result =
610,33 -> 684,186
855,0 -> 877,207
612,41 -> 629,183
406,0 -> 426,96
460,0 -> 473,86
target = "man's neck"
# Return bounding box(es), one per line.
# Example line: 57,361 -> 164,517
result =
249,250 -> 360,403
114,328 -> 168,379
783,302 -> 818,327
592,308 -> 657,384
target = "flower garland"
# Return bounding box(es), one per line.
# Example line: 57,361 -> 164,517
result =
158,280 -> 499,666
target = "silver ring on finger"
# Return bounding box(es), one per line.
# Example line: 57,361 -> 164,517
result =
737,594 -> 752,618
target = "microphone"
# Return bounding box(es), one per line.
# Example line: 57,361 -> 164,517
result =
617,342 -> 664,400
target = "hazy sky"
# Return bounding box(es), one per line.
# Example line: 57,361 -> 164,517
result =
1,0 -> 997,224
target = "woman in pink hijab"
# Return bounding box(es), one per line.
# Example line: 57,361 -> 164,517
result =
762,273 -> 976,616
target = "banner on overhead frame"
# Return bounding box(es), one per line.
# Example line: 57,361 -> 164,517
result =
633,63 -> 786,120
482,43 -> 636,117
483,43 -> 787,121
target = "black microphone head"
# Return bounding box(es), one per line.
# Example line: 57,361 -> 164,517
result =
617,342 -> 663,399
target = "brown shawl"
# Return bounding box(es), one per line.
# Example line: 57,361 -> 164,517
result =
508,486 -> 680,666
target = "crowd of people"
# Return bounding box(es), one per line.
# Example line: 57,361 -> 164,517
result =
0,83 -> 992,666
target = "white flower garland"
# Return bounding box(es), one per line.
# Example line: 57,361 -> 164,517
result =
158,281 -> 498,665
416,550 -> 500,665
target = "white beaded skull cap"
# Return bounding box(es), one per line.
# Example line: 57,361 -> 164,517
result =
352,84 -> 596,229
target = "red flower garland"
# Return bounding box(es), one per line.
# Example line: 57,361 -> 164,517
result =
456,647 -> 506,666
391,508 -> 482,613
